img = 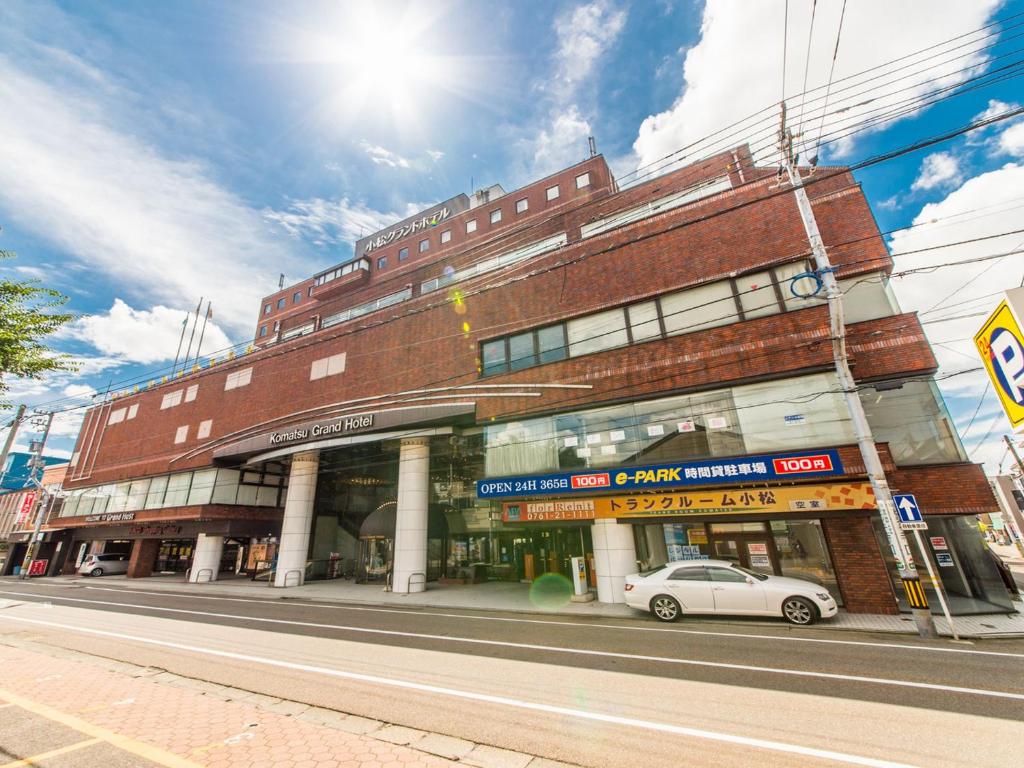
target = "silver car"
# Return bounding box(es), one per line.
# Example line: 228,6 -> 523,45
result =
78,553 -> 130,577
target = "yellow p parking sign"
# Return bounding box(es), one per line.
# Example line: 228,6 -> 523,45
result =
975,297 -> 1024,430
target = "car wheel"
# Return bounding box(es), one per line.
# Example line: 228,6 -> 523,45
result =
650,595 -> 682,622
90,567 -> 103,577
782,596 -> 817,625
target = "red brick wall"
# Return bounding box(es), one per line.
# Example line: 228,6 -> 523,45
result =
889,463 -> 999,515
823,515 -> 899,614
126,539 -> 160,579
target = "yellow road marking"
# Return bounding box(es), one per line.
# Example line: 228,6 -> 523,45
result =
0,738 -> 101,768
0,688 -> 204,768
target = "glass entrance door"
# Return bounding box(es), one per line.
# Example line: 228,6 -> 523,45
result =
708,528 -> 779,575
357,537 -> 392,583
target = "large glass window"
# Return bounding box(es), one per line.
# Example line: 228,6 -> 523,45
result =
566,309 -> 628,357
212,469 -> 240,504
733,372 -> 854,454
860,380 -> 965,465
164,473 -> 192,507
125,479 -> 150,512
187,469 -> 216,506
661,280 -> 738,336
145,476 -> 168,509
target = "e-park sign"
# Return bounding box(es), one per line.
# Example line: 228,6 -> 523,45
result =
476,450 -> 843,499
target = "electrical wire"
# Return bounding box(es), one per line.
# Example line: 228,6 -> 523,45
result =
811,0 -> 847,162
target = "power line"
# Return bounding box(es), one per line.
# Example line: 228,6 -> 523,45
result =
811,0 -> 847,163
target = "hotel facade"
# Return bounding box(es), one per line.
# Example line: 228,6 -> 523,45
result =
50,146 -> 1014,615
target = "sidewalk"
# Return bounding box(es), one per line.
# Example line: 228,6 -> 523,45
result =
11,572 -> 1024,639
0,639 -> 576,768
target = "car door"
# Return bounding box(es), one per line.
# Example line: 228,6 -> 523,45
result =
663,566 -> 715,612
707,566 -> 768,614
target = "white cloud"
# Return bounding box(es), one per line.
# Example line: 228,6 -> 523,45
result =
264,197 -> 399,248
67,299 -> 232,365
520,2 -> 626,178
0,56 -> 310,336
999,121 -> 1024,157
529,106 -> 593,177
634,0 -> 1001,170
427,149 -> 444,162
911,152 -> 961,191
552,0 -> 627,100
888,162 -> 1024,472
359,141 -> 411,169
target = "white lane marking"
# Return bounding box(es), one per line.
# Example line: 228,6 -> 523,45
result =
2,614 -> 916,768
2,591 -> 1022,701
17,584 -> 1024,660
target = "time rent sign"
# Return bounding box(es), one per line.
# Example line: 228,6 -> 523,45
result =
478,450 -> 842,499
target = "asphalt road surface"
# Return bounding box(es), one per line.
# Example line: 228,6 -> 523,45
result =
2,579 -> 1023,768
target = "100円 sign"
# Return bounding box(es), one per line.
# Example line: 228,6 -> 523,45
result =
477,449 -> 843,499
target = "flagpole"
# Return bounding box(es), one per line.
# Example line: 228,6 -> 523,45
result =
172,310 -> 190,376
183,297 -> 203,372
194,301 -> 212,368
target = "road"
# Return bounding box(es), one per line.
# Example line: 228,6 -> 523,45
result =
1,579 -> 1023,768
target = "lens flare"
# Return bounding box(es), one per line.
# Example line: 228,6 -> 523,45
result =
528,573 -> 573,610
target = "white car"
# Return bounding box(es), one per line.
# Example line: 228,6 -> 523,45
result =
624,559 -> 838,625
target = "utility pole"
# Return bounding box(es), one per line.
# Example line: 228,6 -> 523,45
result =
19,411 -> 54,580
779,104 -> 938,638
0,403 -> 27,487
1001,435 -> 1024,556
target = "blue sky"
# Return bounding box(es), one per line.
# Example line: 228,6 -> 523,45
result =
1,0 -> 1023,470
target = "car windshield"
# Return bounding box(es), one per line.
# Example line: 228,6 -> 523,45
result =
734,565 -> 770,581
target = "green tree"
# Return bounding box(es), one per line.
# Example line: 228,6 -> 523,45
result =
1,250 -> 76,406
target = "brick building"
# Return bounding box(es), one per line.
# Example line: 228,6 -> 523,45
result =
50,146 -> 1014,615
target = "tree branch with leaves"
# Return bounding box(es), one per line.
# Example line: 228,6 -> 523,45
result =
1,250 -> 77,407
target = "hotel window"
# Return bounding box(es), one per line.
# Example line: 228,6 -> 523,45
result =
160,390 -> 183,410
480,325 -> 567,376
736,270 -> 780,321
174,425 -> 189,444
419,238 -> 430,253
308,285 -> 315,297
184,384 -> 198,403
399,247 -> 409,261
466,219 -> 477,233
264,304 -> 271,315
127,403 -> 139,420
225,367 -> 253,390
566,308 -> 628,357
440,229 -> 451,244
377,256 -> 387,270
575,172 -> 591,189
197,419 -> 213,439
293,292 -> 301,303
311,352 -> 346,381
546,185 -> 560,201
259,325 -> 267,337
515,198 -> 528,214
490,209 -> 502,224
660,280 -> 739,336
277,297 -> 286,309
107,407 -> 126,426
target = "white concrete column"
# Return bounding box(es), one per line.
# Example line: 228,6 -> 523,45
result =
274,450 -> 319,587
592,519 -> 639,603
188,533 -> 224,583
392,437 -> 430,594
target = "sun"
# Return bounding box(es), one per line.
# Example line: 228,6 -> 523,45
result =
291,1 -> 455,126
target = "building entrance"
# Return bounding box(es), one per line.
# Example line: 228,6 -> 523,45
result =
155,538 -> 194,573
496,525 -> 592,581
707,531 -> 779,576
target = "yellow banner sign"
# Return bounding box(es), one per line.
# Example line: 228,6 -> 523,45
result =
501,483 -> 876,522
975,297 -> 1024,430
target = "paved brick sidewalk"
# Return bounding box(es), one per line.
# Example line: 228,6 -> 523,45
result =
0,643 -> 459,768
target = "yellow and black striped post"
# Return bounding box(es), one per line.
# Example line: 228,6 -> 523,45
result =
901,576 -> 929,610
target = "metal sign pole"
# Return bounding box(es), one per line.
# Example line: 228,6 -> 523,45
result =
912,529 -> 958,640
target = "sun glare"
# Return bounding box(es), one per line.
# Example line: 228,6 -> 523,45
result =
295,1 -> 455,127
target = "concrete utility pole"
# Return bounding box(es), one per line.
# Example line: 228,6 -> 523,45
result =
778,105 -> 938,638
1001,435 -> 1024,555
19,410 -> 54,580
0,403 -> 27,487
